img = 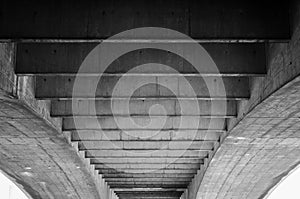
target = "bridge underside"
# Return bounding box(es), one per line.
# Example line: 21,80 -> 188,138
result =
0,1 -> 299,199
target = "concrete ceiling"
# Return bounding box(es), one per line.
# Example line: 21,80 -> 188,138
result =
0,0 -> 295,199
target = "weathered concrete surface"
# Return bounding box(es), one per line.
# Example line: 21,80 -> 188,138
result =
63,116 -> 226,130
0,0 -> 289,39
184,1 -> 300,198
16,43 -> 266,75
0,99 -> 102,199
35,76 -> 249,99
192,76 -> 300,199
70,129 -> 223,141
0,43 -> 117,199
0,1 -> 293,198
51,99 -> 236,117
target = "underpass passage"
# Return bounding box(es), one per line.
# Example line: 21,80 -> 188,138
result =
0,0 -> 294,199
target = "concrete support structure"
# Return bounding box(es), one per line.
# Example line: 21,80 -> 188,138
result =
0,1 -> 299,199
0,43 -> 117,199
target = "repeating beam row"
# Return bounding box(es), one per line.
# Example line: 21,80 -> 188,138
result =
16,43 -> 266,75
63,117 -> 226,130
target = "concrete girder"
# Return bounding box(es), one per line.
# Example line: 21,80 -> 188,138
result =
108,181 -> 190,186
62,117 -> 226,130
93,163 -> 201,170
98,169 -> 197,174
78,140 -> 215,150
16,43 -> 266,75
0,0 -> 289,39
119,197 -> 179,199
86,149 -> 208,158
106,178 -> 191,183
51,99 -> 237,117
90,157 -> 204,164
103,173 -> 195,179
70,130 -> 223,141
109,184 -> 188,189
116,191 -> 182,198
35,75 -> 249,99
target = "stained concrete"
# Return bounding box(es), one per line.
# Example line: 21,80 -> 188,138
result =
0,1 -> 298,199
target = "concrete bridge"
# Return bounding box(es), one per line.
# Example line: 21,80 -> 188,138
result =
0,0 -> 299,199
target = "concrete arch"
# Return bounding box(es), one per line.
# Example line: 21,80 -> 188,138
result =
183,2 -> 300,198
0,43 -> 109,199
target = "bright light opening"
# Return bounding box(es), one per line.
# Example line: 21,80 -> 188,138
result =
265,164 -> 300,199
0,171 -> 29,199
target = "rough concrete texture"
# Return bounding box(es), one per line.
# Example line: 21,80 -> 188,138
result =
0,1 -> 289,39
0,43 -> 118,199
0,1 -> 297,199
185,1 -> 300,199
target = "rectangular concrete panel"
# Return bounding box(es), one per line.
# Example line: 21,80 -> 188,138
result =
86,149 -> 208,158
89,157 -> 204,164
63,117 -> 226,130
78,140 -> 214,150
35,76 -> 249,99
98,169 -> 197,175
116,191 -> 183,199
107,182 -> 189,188
0,0 -> 289,39
52,99 -> 236,117
70,129 -> 223,141
93,163 -> 201,170
103,173 -> 194,178
105,178 -> 191,182
16,43 -> 266,75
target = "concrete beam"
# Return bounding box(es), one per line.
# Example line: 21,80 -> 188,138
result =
16,43 -> 266,75
98,169 -> 197,174
103,173 -> 194,179
93,163 -> 201,170
51,99 -> 236,117
78,140 -> 214,150
86,150 -> 208,158
90,158 -> 204,164
106,178 -> 190,183
70,130 -> 223,141
63,117 -> 226,130
119,197 -> 179,199
109,183 -> 187,189
0,0 -> 289,39
108,181 -> 189,185
116,191 -> 182,198
35,75 -> 249,99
